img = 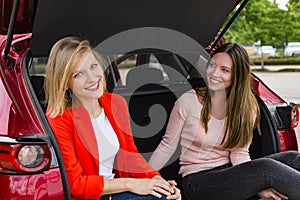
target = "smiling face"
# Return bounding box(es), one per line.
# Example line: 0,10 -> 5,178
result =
68,51 -> 105,103
206,52 -> 233,92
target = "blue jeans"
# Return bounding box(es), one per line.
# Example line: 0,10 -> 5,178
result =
100,192 -> 167,200
182,151 -> 300,200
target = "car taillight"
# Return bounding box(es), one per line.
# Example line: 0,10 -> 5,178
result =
0,136 -> 51,173
290,105 -> 299,128
278,129 -> 299,152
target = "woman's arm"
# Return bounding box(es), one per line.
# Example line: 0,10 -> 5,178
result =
148,98 -> 185,170
102,176 -> 177,198
229,144 -> 251,166
47,111 -> 104,199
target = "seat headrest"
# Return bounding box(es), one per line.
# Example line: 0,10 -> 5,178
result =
126,66 -> 164,87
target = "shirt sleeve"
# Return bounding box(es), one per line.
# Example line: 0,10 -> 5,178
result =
229,144 -> 251,166
148,97 -> 186,170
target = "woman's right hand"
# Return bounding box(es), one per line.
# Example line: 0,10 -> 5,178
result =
258,188 -> 288,200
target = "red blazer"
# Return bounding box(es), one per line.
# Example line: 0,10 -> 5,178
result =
47,92 -> 159,199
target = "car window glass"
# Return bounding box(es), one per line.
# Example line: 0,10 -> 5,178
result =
30,57 -> 48,76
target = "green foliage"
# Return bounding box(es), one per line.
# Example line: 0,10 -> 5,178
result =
224,0 -> 300,48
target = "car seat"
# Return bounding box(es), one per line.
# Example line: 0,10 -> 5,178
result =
126,65 -> 164,88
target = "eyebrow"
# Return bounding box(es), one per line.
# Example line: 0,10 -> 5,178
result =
222,66 -> 231,72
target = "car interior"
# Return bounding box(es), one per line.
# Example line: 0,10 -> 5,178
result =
26,49 -> 280,194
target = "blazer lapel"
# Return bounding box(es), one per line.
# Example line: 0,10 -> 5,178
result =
72,104 -> 99,162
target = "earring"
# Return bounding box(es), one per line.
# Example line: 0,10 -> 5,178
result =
65,89 -> 72,102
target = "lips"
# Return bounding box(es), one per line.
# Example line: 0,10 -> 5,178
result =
209,77 -> 222,84
86,81 -> 100,91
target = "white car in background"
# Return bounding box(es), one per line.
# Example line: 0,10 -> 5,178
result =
259,45 -> 276,56
284,42 -> 300,56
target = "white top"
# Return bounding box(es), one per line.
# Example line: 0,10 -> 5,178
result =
91,110 -> 120,179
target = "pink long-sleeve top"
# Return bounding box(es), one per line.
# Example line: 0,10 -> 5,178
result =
148,90 -> 251,177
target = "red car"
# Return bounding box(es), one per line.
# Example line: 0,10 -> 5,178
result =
0,0 -> 298,199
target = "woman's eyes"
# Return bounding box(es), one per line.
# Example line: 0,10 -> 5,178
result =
222,68 -> 230,73
73,72 -> 83,79
73,63 -> 99,79
208,62 -> 216,68
91,63 -> 98,69
208,62 -> 230,73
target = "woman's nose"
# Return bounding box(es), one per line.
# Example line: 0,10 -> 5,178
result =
86,71 -> 98,81
212,67 -> 220,76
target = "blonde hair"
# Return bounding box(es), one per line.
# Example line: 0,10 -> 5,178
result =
197,43 -> 260,149
45,37 -> 107,118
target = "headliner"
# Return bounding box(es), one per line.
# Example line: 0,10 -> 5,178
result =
30,0 -> 237,57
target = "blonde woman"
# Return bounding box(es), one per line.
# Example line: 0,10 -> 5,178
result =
45,37 -> 180,200
149,43 -> 300,200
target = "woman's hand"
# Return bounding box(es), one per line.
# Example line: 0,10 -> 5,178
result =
127,175 -> 181,199
258,188 -> 288,200
154,176 -> 181,199
166,180 -> 181,200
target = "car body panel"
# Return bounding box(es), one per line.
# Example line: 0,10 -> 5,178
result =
0,76 -> 12,134
0,33 -> 69,199
251,73 -> 283,104
0,168 -> 63,200
0,34 -> 43,136
0,0 -> 36,35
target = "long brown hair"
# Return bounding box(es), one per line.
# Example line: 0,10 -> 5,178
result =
45,37 -> 107,118
197,42 -> 260,149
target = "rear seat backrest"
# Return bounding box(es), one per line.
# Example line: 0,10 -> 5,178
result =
126,65 -> 164,88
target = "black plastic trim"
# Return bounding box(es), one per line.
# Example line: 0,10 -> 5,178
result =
4,0 -> 20,58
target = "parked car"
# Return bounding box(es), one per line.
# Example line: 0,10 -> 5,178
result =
0,0 -> 299,199
284,42 -> 300,56
258,45 -> 276,56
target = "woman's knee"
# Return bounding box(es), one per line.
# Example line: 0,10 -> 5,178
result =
254,157 -> 281,170
281,150 -> 300,158
267,150 -> 300,163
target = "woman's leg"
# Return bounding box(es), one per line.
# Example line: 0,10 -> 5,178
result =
100,192 -> 167,200
182,157 -> 300,200
266,150 -> 300,171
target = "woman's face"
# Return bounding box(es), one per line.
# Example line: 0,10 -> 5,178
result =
206,52 -> 233,92
68,51 -> 104,103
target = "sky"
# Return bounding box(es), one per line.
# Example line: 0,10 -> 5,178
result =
275,0 -> 288,10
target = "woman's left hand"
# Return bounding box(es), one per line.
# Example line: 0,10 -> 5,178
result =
153,176 -> 181,200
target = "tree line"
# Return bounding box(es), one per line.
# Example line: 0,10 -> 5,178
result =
225,0 -> 300,49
